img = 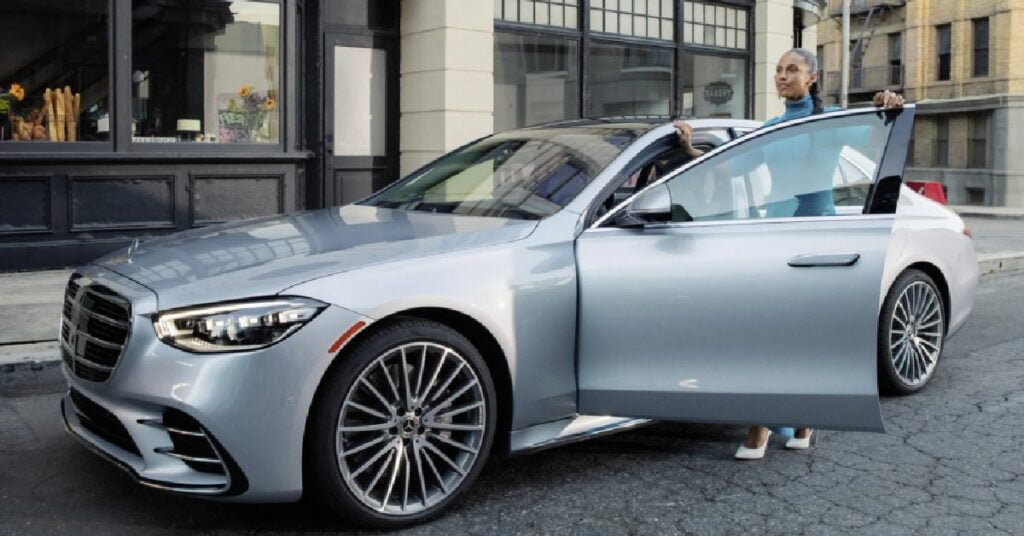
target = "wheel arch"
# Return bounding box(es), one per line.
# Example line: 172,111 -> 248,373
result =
302,307 -> 515,492
897,261 -> 951,334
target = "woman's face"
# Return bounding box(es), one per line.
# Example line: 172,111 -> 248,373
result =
775,51 -> 817,100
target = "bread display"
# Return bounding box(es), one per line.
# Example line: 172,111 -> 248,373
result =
6,86 -> 84,141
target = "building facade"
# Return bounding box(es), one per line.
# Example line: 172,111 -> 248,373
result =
0,0 -> 822,270
816,0 -> 1024,207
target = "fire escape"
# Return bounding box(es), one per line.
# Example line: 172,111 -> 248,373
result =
826,0 -> 906,101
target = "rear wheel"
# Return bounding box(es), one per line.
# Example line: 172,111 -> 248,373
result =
308,318 -> 496,529
878,269 -> 945,395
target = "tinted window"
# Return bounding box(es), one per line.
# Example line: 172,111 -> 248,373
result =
664,112 -> 893,222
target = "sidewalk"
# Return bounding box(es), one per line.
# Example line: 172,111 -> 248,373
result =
2,212 -> 1022,388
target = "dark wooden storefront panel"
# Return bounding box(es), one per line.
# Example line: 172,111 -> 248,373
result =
0,161 -> 301,270
333,168 -> 381,203
0,177 -> 51,234
191,174 -> 285,225
69,176 -> 175,230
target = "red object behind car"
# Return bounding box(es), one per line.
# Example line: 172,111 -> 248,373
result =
906,181 -> 947,204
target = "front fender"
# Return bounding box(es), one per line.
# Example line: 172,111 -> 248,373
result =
282,238 -> 580,430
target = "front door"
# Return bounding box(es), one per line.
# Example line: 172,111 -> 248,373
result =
324,32 -> 398,206
576,108 -> 915,432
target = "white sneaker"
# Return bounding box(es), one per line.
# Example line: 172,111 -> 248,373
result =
785,429 -> 814,450
734,430 -> 772,460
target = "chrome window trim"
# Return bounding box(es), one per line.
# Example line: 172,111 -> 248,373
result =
583,213 -> 897,233
589,105 -> 915,230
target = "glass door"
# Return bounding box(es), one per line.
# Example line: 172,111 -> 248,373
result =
324,32 -> 398,206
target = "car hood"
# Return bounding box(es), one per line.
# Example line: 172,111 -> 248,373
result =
94,205 -> 538,310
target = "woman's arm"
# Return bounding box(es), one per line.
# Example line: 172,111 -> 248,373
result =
673,121 -> 705,159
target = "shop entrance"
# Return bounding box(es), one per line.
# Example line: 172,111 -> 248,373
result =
323,29 -> 398,207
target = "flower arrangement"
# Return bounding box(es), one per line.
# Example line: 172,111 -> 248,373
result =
0,83 -> 25,114
219,84 -> 276,142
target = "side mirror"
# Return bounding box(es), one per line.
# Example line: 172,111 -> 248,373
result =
626,182 -> 673,224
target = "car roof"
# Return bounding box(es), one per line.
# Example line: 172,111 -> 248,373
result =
514,116 -> 762,133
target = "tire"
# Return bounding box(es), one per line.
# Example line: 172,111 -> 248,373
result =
307,318 -> 496,529
878,269 -> 946,395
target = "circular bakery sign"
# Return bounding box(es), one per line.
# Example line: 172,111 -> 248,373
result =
705,81 -> 734,105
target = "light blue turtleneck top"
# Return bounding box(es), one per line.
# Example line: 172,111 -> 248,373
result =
763,95 -> 838,128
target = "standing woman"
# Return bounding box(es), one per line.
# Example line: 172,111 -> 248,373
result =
676,48 -> 905,460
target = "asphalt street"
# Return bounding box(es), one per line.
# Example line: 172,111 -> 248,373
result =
2,271 -> 1023,535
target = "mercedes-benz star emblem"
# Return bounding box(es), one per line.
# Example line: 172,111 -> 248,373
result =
126,239 -> 140,262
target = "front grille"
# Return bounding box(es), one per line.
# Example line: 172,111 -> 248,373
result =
61,275 -> 132,382
69,388 -> 141,456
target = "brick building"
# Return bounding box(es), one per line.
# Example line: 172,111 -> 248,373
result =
816,0 -> 1024,206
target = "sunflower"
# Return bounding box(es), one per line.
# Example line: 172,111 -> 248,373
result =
9,83 -> 24,101
239,85 -> 253,98
262,97 -> 275,111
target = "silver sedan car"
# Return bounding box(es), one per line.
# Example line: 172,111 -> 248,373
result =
60,106 -> 977,528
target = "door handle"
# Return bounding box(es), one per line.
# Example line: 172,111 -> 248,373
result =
787,253 -> 861,267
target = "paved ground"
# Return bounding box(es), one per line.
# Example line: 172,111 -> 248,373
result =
0,269 -> 69,345
1,270 -> 1022,535
961,217 -> 1024,255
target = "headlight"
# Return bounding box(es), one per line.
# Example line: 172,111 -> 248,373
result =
152,297 -> 327,353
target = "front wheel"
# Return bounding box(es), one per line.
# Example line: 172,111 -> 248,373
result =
308,318 -> 496,529
878,269 -> 946,395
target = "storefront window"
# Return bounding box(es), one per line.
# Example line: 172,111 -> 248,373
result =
497,0 -> 579,28
0,1 -> 110,143
590,0 -> 674,41
131,0 -> 281,144
588,43 -> 672,117
495,33 -> 579,132
683,1 -> 747,50
494,1 -> 751,124
680,54 -> 746,118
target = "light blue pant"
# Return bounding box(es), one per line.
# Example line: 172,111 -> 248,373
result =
772,427 -> 795,438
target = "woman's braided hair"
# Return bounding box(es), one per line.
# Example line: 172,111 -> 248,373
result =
787,47 -> 824,114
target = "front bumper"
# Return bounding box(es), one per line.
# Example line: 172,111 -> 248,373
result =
62,265 -> 372,502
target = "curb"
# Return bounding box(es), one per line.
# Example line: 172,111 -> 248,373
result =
2,255 -> 1024,389
951,206 -> 1024,220
0,341 -> 63,394
978,252 -> 1024,275
958,212 -> 1024,220
954,211 -> 1024,221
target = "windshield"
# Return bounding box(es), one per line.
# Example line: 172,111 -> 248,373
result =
362,124 -> 654,219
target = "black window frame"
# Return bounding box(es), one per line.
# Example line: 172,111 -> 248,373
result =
972,17 -> 989,78
816,44 -> 824,87
126,0 -> 289,154
0,0 -> 299,156
933,115 -> 949,167
494,0 -> 754,125
967,112 -> 989,169
888,32 -> 902,86
0,0 -> 115,154
936,23 -> 951,82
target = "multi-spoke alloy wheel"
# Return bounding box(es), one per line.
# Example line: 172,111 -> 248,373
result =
308,319 -> 495,529
338,342 -> 485,514
878,270 -> 945,395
